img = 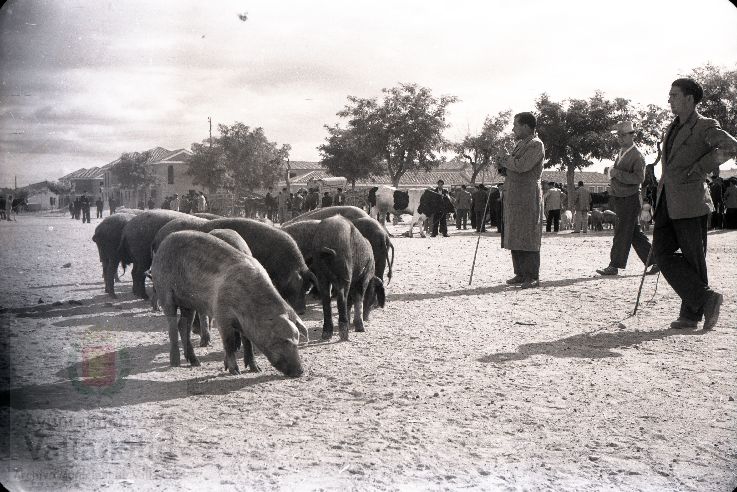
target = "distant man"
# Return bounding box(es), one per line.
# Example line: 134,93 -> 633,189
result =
652,78 -> 737,330
455,184 -> 472,230
265,187 -> 276,220
95,196 -> 104,218
321,191 -> 333,208
572,181 -> 591,233
543,181 -> 563,232
108,197 -> 117,215
496,112 -> 545,289
292,191 -> 304,217
147,196 -> 155,210
80,193 -> 91,223
196,191 -> 206,213
471,184 -> 489,232
278,188 -> 289,222
430,179 -> 448,237
725,178 -> 737,229
596,121 -> 657,276
334,188 -> 346,206
5,193 -> 13,221
171,193 -> 180,212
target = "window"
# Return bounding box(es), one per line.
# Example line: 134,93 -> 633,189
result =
167,165 -> 174,184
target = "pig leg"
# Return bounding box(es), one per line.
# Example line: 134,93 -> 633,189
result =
131,263 -> 148,299
192,312 -> 201,334
351,290 -> 365,332
320,279 -> 335,340
198,313 -> 211,347
178,307 -> 200,367
219,319 -> 241,375
164,304 -> 181,367
241,335 -> 262,373
336,286 -> 350,341
104,258 -> 117,297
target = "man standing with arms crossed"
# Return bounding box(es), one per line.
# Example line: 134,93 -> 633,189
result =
496,112 -> 545,289
653,78 -> 737,330
596,121 -> 658,276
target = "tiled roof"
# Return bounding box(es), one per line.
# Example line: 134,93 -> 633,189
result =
288,169 -> 472,187
288,161 -> 323,171
539,170 -> 610,185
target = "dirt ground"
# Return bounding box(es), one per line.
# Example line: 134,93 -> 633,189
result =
0,213 -> 735,491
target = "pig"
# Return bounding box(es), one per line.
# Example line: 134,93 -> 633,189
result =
284,216 -> 385,341
284,208 -> 394,284
92,212 -> 136,297
118,209 -> 190,298
150,230 -> 308,376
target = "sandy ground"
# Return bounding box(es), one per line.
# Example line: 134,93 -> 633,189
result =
0,213 -> 736,491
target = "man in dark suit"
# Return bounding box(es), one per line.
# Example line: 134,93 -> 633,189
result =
653,78 -> 737,330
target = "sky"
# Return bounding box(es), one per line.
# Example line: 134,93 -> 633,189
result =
1,0 -> 736,187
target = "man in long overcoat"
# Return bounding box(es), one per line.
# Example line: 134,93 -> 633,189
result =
497,112 -> 545,289
652,78 -> 737,330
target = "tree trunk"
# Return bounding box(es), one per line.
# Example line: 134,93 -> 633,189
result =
470,168 -> 479,184
566,165 -> 575,211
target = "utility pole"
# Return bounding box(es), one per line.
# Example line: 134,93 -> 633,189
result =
208,116 -> 212,148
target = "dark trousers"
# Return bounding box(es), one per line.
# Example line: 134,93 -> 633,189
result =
82,208 -> 91,223
431,212 -> 447,236
652,192 -> 711,322
456,209 -> 469,229
609,194 -> 652,269
725,208 -> 737,229
511,250 -> 540,280
96,206 -> 103,218
475,211 -> 486,232
546,209 -> 560,232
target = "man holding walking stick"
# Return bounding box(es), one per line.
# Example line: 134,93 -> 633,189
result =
653,78 -> 737,330
495,112 -> 545,289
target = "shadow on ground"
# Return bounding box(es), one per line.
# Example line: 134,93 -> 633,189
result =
479,327 -> 708,364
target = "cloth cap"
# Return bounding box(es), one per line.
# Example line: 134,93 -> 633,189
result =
611,121 -> 636,134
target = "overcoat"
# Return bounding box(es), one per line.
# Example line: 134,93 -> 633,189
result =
501,134 -> 545,251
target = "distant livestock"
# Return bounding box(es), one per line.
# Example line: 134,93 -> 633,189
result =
283,205 -> 368,226
369,186 -> 454,237
150,231 -> 308,376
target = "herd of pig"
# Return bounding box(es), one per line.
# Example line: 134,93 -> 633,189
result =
91,206 -> 394,377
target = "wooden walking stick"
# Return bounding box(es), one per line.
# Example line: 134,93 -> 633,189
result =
468,186 -> 496,286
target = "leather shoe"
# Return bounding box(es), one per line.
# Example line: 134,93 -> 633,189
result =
670,318 -> 698,329
596,266 -> 618,276
506,275 -> 524,285
703,291 -> 723,330
645,265 -> 660,275
519,279 -> 540,289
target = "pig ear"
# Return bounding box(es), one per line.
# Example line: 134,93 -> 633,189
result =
290,312 -> 309,343
319,247 -> 336,259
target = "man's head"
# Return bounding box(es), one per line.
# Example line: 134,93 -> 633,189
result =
461,184 -> 466,190
612,120 -> 636,149
337,188 -> 342,192
437,179 -> 445,190
578,181 -> 584,187
282,187 -> 287,192
669,78 -> 702,117
512,112 -> 536,139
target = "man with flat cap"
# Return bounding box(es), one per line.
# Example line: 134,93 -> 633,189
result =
496,112 -> 545,289
596,121 -> 658,276
653,78 -> 737,330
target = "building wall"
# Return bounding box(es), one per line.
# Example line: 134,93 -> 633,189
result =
27,190 -> 59,210
71,178 -> 105,196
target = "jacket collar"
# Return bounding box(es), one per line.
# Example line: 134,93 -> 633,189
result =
664,110 -> 699,163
